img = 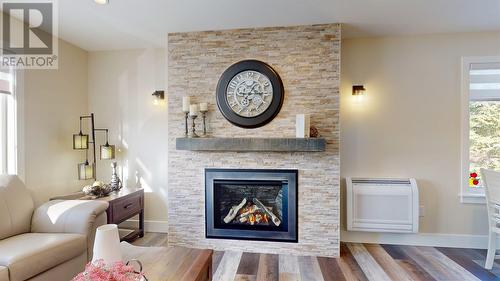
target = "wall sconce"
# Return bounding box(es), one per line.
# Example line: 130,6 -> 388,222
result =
352,85 -> 366,96
352,85 -> 366,102
152,90 -> 165,105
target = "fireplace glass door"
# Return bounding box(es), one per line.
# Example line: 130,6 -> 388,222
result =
206,169 -> 298,242
213,180 -> 288,232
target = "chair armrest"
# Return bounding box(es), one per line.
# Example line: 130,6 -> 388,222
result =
31,199 -> 109,235
31,200 -> 109,261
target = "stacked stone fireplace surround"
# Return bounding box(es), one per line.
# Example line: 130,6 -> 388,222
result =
167,23 -> 340,257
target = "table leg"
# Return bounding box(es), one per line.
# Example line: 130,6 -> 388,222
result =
139,208 -> 145,238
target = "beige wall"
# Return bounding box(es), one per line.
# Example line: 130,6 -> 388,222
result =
88,49 -> 168,225
341,31 -> 500,239
23,39 -> 89,204
19,23 -> 500,245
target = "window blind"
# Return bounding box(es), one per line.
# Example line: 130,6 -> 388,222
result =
469,62 -> 500,101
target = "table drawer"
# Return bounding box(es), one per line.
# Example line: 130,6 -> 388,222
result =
111,194 -> 142,223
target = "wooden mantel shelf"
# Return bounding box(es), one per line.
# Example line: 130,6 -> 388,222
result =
175,137 -> 326,152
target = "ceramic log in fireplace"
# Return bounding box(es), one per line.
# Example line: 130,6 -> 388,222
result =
205,169 -> 298,242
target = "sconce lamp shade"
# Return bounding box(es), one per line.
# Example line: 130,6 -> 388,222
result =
100,143 -> 115,160
352,85 -> 366,96
78,162 -> 94,180
92,224 -> 122,265
73,132 -> 89,150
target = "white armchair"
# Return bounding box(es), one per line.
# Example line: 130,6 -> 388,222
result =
0,175 -> 108,281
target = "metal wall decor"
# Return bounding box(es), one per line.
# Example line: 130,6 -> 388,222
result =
216,60 -> 284,128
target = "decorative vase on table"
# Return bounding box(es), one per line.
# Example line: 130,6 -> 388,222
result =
110,161 -> 122,191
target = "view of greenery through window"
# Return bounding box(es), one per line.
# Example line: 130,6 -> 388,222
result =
469,101 -> 500,187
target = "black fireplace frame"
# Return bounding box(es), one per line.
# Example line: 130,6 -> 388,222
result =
205,168 -> 298,243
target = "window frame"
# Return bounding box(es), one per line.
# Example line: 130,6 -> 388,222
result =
0,67 -> 18,175
460,56 -> 500,204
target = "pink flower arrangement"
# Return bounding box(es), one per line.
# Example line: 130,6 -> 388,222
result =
73,259 -> 144,281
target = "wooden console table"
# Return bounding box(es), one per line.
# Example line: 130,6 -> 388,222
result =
51,188 -> 144,242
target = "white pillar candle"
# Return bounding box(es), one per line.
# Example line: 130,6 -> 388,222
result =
296,114 -> 311,138
199,102 -> 208,111
182,96 -> 191,112
189,104 -> 199,116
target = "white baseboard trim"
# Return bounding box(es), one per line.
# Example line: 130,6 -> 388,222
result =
115,223 -> 494,248
120,220 -> 168,233
341,230 -> 497,249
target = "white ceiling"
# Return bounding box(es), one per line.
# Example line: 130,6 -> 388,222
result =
56,0 -> 500,51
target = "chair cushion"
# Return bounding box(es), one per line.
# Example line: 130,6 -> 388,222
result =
0,266 -> 8,281
0,233 -> 86,281
0,175 -> 34,240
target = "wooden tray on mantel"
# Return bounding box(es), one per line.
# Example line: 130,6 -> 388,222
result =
175,137 -> 326,152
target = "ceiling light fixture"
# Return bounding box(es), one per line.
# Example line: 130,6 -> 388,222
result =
94,0 -> 108,5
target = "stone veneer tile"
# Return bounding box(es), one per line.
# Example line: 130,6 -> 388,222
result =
168,23 -> 340,257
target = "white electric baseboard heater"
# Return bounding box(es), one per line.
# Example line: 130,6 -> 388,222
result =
346,178 -> 419,233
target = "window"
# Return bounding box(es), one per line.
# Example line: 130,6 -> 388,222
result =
461,57 -> 500,203
0,67 -> 16,175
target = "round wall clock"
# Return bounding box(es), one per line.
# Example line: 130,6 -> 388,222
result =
216,60 -> 284,128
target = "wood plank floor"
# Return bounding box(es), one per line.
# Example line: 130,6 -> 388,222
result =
133,233 -> 500,281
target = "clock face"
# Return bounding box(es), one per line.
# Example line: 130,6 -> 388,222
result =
226,70 -> 273,117
216,60 -> 284,128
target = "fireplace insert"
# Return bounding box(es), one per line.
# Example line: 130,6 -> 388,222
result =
205,169 -> 298,242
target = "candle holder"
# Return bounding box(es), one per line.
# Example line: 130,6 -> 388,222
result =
183,111 -> 189,137
189,114 -> 199,138
200,109 -> 208,137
